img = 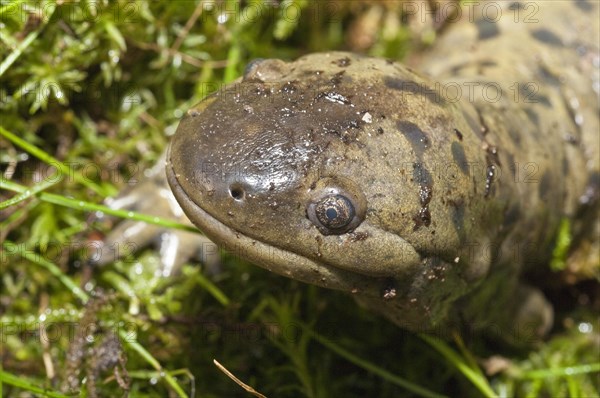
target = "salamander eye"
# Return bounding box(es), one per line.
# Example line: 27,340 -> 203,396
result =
314,194 -> 355,230
306,179 -> 366,235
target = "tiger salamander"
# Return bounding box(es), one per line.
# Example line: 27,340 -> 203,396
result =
109,1 -> 600,341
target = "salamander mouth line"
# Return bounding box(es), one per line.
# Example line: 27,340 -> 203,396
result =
165,156 -> 389,296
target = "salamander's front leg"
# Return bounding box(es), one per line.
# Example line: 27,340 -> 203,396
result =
91,153 -> 219,276
356,254 -> 553,346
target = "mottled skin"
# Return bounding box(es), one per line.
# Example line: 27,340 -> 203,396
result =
109,2 -> 600,342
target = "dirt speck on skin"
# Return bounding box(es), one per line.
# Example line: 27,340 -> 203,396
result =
348,231 -> 369,242
413,183 -> 433,230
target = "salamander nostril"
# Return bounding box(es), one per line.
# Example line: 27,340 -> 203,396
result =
229,183 -> 245,200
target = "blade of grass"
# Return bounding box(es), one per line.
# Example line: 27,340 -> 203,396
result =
0,173 -> 62,210
223,43 -> 241,83
120,329 -> 190,398
194,271 -> 230,306
452,332 -> 489,381
126,368 -> 195,396
0,2 -> 55,78
0,178 -> 198,233
524,379 -> 542,398
302,325 -> 449,398
0,370 -> 71,398
0,126 -> 105,195
516,363 -> 600,379
419,334 -> 498,398
3,240 -> 89,303
566,375 -> 579,398
0,198 -> 38,241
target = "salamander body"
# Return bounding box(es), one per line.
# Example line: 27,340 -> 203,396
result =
110,1 -> 600,342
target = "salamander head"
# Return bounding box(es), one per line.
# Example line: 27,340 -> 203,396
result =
167,52 -> 489,308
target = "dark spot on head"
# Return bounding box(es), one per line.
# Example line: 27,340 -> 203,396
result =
531,29 -> 563,47
509,2 -> 524,10
524,108 -> 539,125
538,65 -> 561,86
538,172 -> 552,200
454,128 -> 463,141
475,18 -> 500,40
450,63 -> 468,74
412,162 -> 433,187
577,45 -> 589,56
384,77 -> 444,105
477,111 -> 490,136
404,65 -> 417,75
418,184 -> 432,207
451,142 -> 470,175
398,121 -> 430,159
562,156 -> 569,175
502,203 -> 521,229
506,153 -> 516,181
449,199 -> 466,243
302,70 -> 324,77
330,71 -> 346,86
412,163 -> 433,231
563,133 -> 578,144
333,57 -> 351,67
477,60 -> 498,73
575,0 -> 593,12
520,84 -> 551,107
480,60 -> 497,67
507,128 -> 522,144
464,111 -> 486,140
413,207 -> 431,230
535,94 -> 551,108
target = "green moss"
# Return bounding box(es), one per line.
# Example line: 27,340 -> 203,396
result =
1,1 -> 598,397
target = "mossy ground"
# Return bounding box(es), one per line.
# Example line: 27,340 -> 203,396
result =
1,1 -> 598,397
